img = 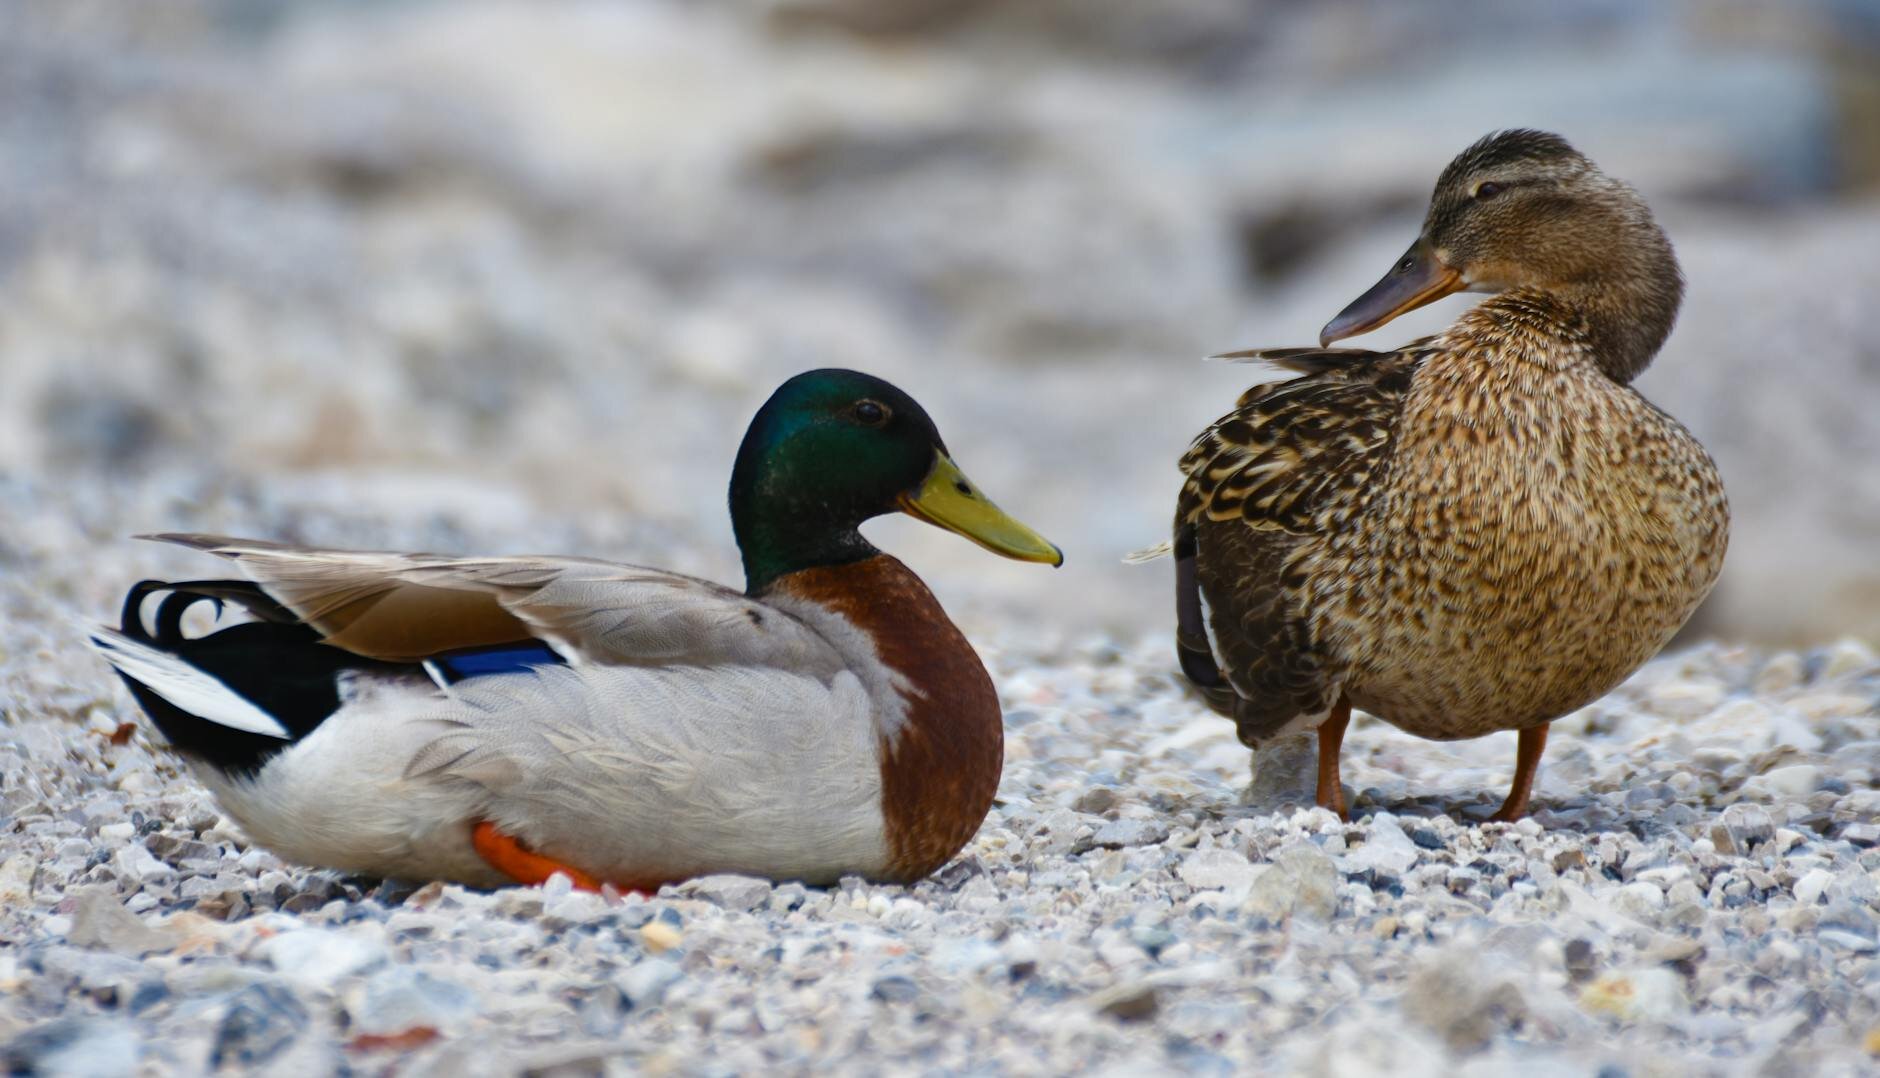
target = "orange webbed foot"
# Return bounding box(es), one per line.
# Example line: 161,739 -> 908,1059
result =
471,820 -> 607,892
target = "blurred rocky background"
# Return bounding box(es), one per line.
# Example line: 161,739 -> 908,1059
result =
2,0 -> 1877,644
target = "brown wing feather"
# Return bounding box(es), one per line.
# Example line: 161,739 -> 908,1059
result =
142,534 -> 843,673
1174,347 -> 1424,739
143,534 -> 534,659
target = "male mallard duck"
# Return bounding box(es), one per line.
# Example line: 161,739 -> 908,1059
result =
1174,130 -> 1728,821
92,369 -> 1061,890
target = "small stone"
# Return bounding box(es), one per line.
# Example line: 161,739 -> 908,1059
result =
0,1017 -> 139,1078
542,887 -> 608,927
617,957 -> 684,1008
932,936 -> 1003,973
1842,823 -> 1879,848
1409,827 -> 1446,851
1579,968 -> 1689,1022
0,854 -> 37,902
1817,930 -> 1878,953
263,927 -> 389,989
1759,764 -> 1820,797
1092,983 -> 1159,1021
1711,803 -> 1774,856
678,874 -> 772,911
110,844 -> 174,888
1793,869 -> 1835,906
1666,880 -> 1704,908
1648,680 -> 1725,718
1344,817 -> 1420,877
1403,948 -> 1526,1052
212,982 -> 309,1070
1245,732 -> 1317,804
931,857 -> 984,890
1615,882 -> 1667,921
638,921 -> 683,954
65,889 -> 171,957
1820,638 -> 1876,678
96,822 -> 135,844
1753,653 -> 1804,693
352,968 -> 478,1036
1564,939 -> 1598,982
1092,818 -> 1168,848
1128,924 -> 1177,957
492,888 -> 544,918
871,975 -> 920,1004
1073,787 -> 1119,815
1178,848 -> 1256,895
1245,843 -> 1338,921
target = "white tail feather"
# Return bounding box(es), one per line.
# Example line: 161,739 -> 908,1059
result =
1204,353 -> 1311,383
90,628 -> 290,739
1122,540 -> 1173,564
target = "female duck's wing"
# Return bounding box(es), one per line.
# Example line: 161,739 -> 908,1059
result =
144,534 -> 840,672
1175,346 -> 1427,738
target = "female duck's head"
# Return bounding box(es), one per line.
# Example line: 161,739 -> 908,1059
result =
1320,129 -> 1682,382
730,369 -> 1062,593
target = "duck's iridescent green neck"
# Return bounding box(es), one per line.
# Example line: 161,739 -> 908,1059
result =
731,490 -> 879,597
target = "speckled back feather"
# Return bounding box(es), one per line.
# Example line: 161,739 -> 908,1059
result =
1174,345 -> 1430,737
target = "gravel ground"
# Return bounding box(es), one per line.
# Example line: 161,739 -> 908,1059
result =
3,478 -> 1878,1076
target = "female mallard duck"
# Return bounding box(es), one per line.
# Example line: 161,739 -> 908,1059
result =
92,369 -> 1060,890
1174,130 -> 1728,821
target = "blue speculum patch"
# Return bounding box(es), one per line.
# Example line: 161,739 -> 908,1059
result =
429,641 -> 567,684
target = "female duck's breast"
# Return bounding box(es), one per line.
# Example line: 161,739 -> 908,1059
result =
1332,364 -> 1727,739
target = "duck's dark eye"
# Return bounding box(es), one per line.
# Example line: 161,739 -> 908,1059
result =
851,399 -> 890,426
1473,181 -> 1505,200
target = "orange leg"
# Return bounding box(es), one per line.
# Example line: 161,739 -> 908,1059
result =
471,821 -> 607,892
1488,723 -> 1550,822
1316,697 -> 1352,821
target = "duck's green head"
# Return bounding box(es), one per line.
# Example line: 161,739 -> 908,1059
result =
729,369 -> 1061,593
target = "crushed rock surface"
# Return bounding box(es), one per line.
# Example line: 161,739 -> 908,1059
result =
3,478 -> 1878,1075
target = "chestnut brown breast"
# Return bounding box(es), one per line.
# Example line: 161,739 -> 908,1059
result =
770,556 -> 1003,882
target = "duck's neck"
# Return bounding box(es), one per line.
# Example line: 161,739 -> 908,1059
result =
1542,226 -> 1683,384
766,555 -> 1002,882
733,513 -> 877,597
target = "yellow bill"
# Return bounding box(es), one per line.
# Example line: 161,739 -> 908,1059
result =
897,454 -> 1063,566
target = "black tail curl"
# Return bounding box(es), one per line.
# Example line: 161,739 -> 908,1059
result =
112,579 -> 396,777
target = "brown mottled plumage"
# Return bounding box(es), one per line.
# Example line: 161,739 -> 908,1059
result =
1175,130 -> 1729,821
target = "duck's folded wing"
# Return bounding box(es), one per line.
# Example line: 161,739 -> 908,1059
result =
403,664 -> 888,879
1174,346 -> 1427,734
143,534 -> 842,671
1176,345 -> 1429,533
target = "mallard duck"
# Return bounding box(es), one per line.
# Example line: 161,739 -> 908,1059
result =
1173,130 -> 1728,821
92,369 -> 1061,890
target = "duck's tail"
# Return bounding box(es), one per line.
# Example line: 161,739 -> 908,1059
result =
90,580 -> 365,777
90,628 -> 288,739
